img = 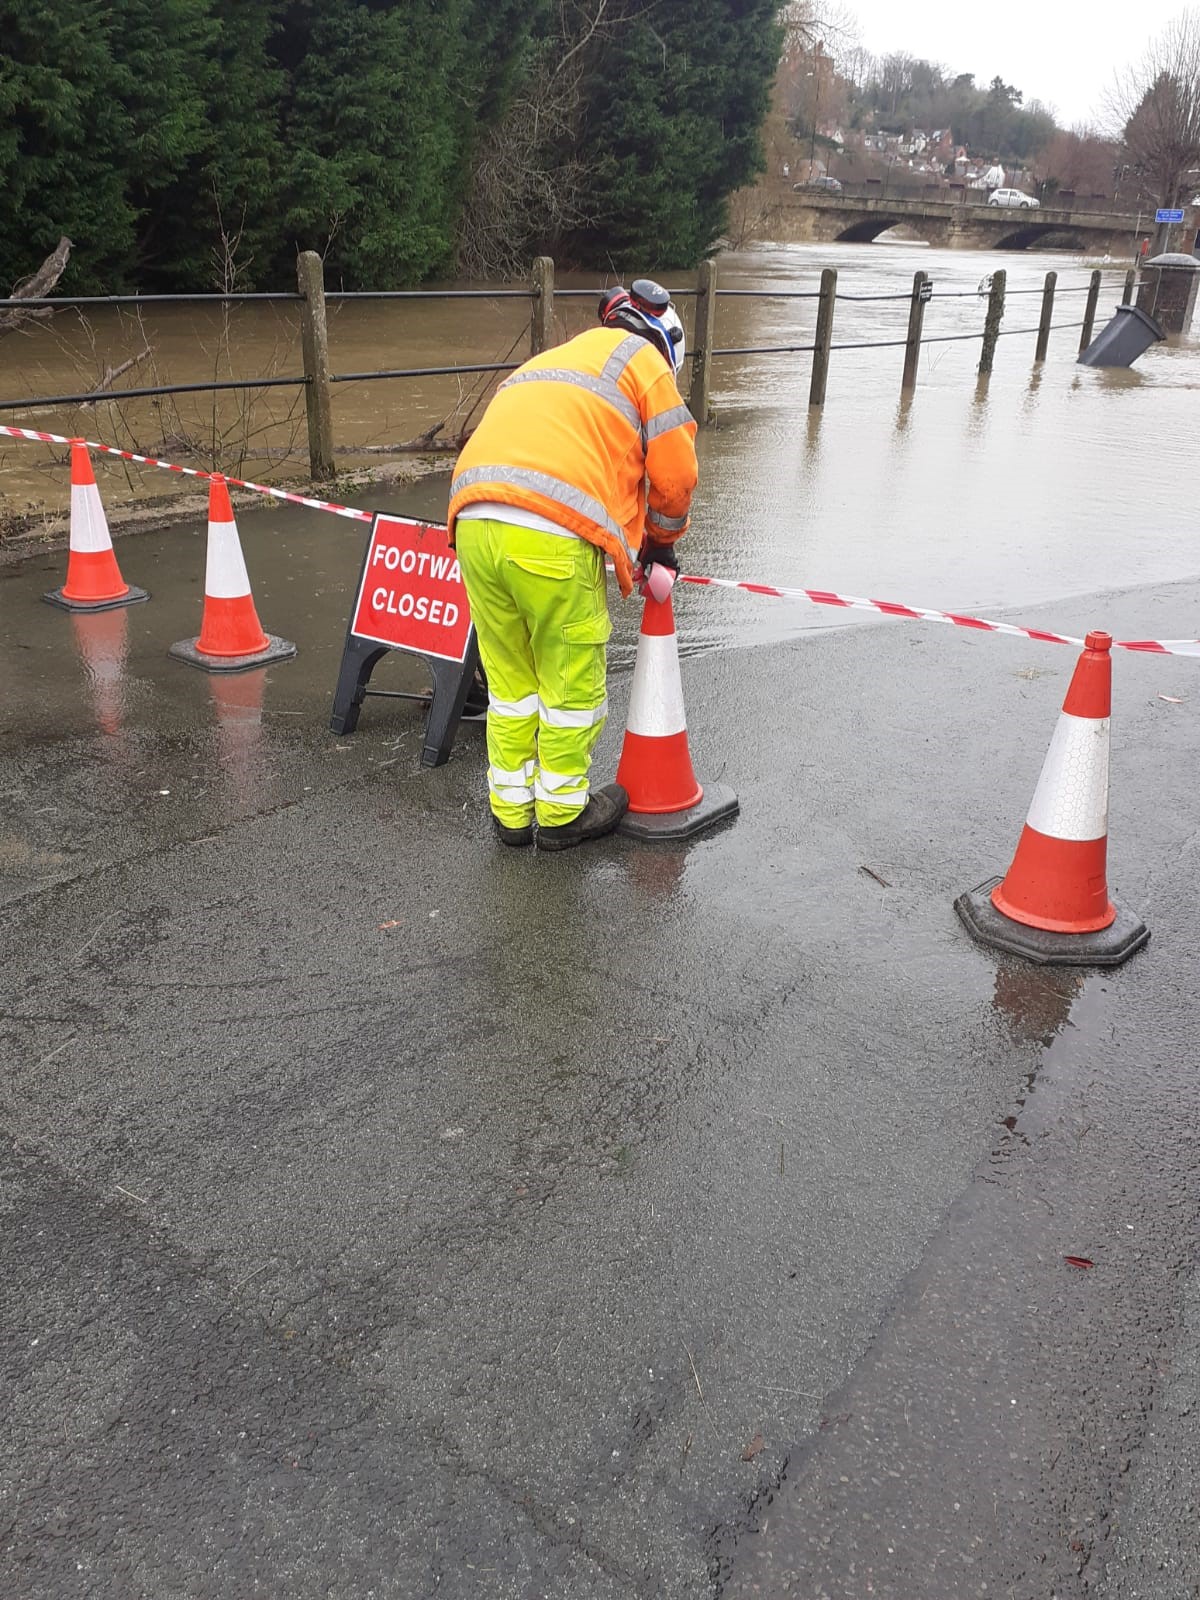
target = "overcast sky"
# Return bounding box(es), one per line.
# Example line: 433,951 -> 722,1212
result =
842,1 -> 1187,128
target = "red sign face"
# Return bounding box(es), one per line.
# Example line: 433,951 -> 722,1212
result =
350,514 -> 473,663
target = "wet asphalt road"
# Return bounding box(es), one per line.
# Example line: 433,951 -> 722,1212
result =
3,498 -> 1200,1599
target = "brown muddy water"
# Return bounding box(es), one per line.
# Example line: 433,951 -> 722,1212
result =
1,242 -> 1196,663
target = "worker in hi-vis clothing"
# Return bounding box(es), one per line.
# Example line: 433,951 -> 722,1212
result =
448,279 -> 698,851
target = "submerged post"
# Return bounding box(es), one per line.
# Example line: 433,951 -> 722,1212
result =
531,256 -> 555,356
1122,268 -> 1136,305
297,250 -> 335,482
809,267 -> 837,408
901,270 -> 929,393
1035,270 -> 1057,362
978,268 -> 1006,374
1079,269 -> 1102,353
688,258 -> 717,426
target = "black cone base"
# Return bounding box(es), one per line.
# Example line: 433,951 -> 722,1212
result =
954,875 -> 1150,968
169,634 -> 297,674
619,781 -> 739,842
44,584 -> 149,613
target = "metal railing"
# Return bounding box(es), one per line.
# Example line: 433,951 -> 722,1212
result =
0,253 -> 1137,478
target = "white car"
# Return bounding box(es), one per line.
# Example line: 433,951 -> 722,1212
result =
988,187 -> 1040,208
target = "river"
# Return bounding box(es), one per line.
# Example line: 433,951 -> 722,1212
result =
2,242 -> 1196,664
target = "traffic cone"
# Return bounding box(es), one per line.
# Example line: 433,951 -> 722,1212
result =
169,476 -> 295,673
616,588 -> 738,841
955,630 -> 1149,966
44,441 -> 148,612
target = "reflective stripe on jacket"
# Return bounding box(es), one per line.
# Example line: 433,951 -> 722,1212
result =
448,326 -> 698,597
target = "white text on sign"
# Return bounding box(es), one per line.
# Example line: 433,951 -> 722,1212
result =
349,514 -> 474,663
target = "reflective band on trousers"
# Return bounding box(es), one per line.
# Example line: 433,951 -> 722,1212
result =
539,697 -> 608,728
452,464 -> 638,564
488,690 -> 539,718
644,402 -> 695,441
536,769 -> 588,803
499,368 -> 642,436
490,760 -> 536,788
492,782 -> 535,805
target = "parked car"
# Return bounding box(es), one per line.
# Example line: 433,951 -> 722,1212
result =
793,176 -> 843,194
988,187 -> 1040,209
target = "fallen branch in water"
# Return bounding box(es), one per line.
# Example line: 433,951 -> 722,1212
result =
85,346 -> 152,399
0,237 -> 73,335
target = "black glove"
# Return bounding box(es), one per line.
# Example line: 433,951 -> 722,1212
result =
638,540 -> 679,578
636,540 -> 679,598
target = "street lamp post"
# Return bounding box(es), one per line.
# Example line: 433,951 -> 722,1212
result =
806,65 -> 823,180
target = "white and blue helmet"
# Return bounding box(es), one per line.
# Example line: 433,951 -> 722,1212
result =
598,279 -> 686,375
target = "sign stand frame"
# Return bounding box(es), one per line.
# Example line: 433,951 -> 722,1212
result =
330,512 -> 482,769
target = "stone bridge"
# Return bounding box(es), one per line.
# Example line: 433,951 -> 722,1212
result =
777,192 -> 1141,254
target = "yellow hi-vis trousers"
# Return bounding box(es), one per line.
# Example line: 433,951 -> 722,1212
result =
455,517 -> 612,829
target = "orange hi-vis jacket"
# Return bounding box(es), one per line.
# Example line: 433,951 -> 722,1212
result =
448,326 -> 698,597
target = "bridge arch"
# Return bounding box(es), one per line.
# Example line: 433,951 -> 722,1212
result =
833,215 -> 925,244
993,223 -> 1087,251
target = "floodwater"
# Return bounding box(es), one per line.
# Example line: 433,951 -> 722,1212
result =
2,241 -> 1197,669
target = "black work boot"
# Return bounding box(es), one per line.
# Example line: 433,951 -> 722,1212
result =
536,784 -> 629,852
493,816 -> 534,848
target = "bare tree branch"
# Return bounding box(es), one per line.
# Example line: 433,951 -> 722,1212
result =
0,237 -> 73,335
1105,10 -> 1200,207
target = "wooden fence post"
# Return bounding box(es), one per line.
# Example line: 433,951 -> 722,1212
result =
901,270 -> 929,393
1079,269 -> 1102,353
296,250 -> 335,482
978,269 -> 1006,374
1122,268 -> 1136,305
688,258 -> 717,425
808,267 -> 837,408
1034,270 -> 1057,362
531,256 -> 555,356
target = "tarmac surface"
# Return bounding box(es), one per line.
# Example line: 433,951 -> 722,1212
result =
2,485 -> 1200,1599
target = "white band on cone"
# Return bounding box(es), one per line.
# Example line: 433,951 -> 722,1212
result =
626,632 -> 687,738
205,520 -> 252,599
1025,711 -> 1109,841
70,483 -> 114,553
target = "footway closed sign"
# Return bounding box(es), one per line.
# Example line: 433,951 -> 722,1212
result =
350,514 -> 473,663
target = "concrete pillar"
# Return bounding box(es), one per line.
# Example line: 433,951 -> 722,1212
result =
296,251 -> 335,482
1135,252 -> 1200,335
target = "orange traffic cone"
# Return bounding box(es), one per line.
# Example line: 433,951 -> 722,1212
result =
955,630 -> 1149,966
616,587 -> 738,840
169,476 -> 296,673
44,441 -> 148,611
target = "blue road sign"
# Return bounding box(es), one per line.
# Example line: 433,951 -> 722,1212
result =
1155,207 -> 1185,223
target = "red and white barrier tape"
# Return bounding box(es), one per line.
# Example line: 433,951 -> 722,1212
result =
5,423 -> 1199,659
0,423 -> 372,523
